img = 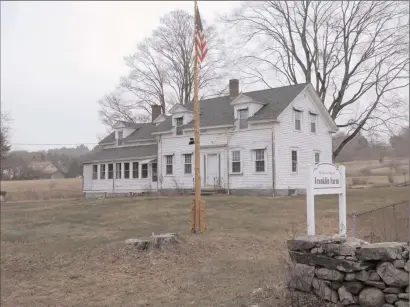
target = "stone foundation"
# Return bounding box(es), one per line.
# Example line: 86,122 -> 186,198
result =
286,236 -> 409,307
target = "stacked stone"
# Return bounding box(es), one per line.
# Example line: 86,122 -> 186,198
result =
287,236 -> 409,307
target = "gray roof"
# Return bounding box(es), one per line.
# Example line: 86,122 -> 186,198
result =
83,144 -> 157,163
124,123 -> 157,141
99,132 -> 116,144
156,83 -> 308,131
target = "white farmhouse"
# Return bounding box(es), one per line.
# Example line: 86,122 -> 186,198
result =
83,80 -> 338,197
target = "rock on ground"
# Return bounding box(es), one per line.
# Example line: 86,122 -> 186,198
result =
385,294 -> 399,304
377,262 -> 409,287
359,287 -> 386,307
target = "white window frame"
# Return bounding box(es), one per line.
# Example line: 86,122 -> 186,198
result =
253,149 -> 266,173
108,163 -> 114,179
92,164 -> 98,180
132,162 -> 139,179
165,155 -> 173,175
291,149 -> 299,174
293,109 -> 302,131
310,112 -> 317,133
124,162 -> 130,179
184,154 -> 192,174
141,163 -> 148,178
175,117 -> 184,135
115,163 -> 122,179
314,151 -> 320,165
117,130 -> 124,140
230,150 -> 242,174
100,164 -> 106,180
237,108 -> 249,130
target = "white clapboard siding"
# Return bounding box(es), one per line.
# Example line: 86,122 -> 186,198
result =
274,89 -> 333,190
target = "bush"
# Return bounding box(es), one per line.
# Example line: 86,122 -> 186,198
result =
351,177 -> 368,185
387,173 -> 395,184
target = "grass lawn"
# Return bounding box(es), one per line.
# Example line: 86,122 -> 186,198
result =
1,187 -> 408,307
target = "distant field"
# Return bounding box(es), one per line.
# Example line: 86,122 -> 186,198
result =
1,187 -> 407,307
1,178 -> 83,201
0,158 -> 408,201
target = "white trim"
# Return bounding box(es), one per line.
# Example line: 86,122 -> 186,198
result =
290,148 -> 299,174
83,155 -> 157,164
248,119 -> 278,124
293,108 -> 303,132
183,124 -> 235,131
229,149 -> 243,174
252,148 -> 268,174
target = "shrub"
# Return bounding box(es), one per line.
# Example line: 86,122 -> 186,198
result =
351,177 -> 368,185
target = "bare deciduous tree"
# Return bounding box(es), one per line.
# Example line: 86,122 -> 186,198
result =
224,1 -> 409,159
99,10 -> 227,128
1,111 -> 12,161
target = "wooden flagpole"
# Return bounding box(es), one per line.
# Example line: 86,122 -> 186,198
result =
192,0 -> 203,233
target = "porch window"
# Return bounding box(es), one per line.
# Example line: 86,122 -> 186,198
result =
92,165 -> 98,180
166,155 -> 173,175
254,149 -> 265,172
291,150 -> 298,173
132,162 -> 139,178
184,154 -> 192,174
141,164 -> 148,178
108,164 -> 113,179
124,162 -> 130,179
152,163 -> 158,182
115,163 -> 122,179
231,150 -> 241,173
100,164 -> 106,179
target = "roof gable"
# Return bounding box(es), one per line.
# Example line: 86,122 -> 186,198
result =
230,93 -> 266,106
169,104 -> 192,114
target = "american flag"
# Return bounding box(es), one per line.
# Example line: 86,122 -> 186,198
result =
195,5 -> 208,63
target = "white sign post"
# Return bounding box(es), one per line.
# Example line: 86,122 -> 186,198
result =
306,163 -> 346,237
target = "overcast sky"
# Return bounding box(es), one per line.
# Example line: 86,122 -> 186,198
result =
1,1 -> 239,151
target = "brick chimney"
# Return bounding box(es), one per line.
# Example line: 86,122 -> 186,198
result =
151,105 -> 162,122
229,79 -> 239,98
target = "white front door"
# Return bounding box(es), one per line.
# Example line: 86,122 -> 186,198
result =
206,154 -> 219,187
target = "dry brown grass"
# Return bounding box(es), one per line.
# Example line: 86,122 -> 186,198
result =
1,178 -> 83,201
1,187 -> 407,307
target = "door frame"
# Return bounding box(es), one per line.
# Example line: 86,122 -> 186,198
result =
204,153 -> 221,187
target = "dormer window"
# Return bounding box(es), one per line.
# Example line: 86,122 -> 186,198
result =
175,117 -> 183,135
117,130 -> 124,145
238,108 -> 249,129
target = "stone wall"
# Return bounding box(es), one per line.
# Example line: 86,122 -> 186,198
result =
286,236 -> 409,307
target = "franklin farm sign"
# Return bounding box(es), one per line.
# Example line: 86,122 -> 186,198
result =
307,163 -> 346,237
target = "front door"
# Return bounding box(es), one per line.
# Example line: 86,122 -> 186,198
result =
206,154 -> 219,187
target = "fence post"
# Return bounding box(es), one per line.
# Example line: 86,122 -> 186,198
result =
352,213 -> 357,239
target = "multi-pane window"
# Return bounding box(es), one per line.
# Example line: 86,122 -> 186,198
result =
141,164 -> 148,178
100,164 -> 106,179
238,108 -> 249,129
115,163 -> 122,179
294,109 -> 302,131
310,113 -> 317,133
231,150 -> 241,173
132,162 -> 139,178
92,165 -> 98,180
255,149 -> 265,172
108,164 -> 114,179
314,151 -> 320,165
184,154 -> 192,174
175,117 -> 183,135
124,162 -> 130,179
152,163 -> 158,182
291,150 -> 298,173
166,155 -> 173,175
